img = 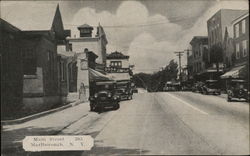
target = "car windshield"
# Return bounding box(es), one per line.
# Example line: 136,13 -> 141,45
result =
116,89 -> 125,93
207,82 -> 217,88
231,82 -> 247,89
96,84 -> 114,91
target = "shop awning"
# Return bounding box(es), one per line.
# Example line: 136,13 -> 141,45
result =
89,68 -> 114,82
220,65 -> 245,79
106,73 -> 131,81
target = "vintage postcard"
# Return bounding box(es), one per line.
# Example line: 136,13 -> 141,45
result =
1,0 -> 249,155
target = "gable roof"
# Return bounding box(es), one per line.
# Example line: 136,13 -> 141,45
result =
106,51 -> 129,59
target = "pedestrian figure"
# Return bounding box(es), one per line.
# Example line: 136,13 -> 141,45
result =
79,83 -> 86,102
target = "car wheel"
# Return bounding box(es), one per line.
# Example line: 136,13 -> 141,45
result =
114,103 -> 120,110
90,105 -> 94,111
129,95 -> 132,100
98,106 -> 103,113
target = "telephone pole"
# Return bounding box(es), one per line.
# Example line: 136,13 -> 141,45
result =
174,51 -> 184,82
184,49 -> 191,80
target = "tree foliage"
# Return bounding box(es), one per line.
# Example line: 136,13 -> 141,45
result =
133,60 -> 178,92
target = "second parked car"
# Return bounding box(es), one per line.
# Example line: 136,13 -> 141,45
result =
201,80 -> 221,95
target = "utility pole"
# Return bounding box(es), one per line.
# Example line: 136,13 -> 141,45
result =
184,49 -> 191,80
174,51 -> 184,82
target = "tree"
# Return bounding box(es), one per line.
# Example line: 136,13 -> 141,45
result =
133,59 -> 178,92
210,44 -> 223,72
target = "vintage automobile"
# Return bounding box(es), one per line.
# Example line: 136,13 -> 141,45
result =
89,81 -> 120,112
115,88 -> 133,100
181,81 -> 192,91
227,79 -> 249,102
116,81 -> 133,100
192,82 -> 204,93
163,81 -> 175,91
201,80 -> 221,95
132,88 -> 138,93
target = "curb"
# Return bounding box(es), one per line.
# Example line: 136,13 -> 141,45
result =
1,100 -> 85,126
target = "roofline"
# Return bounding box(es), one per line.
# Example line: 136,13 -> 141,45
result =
232,12 -> 249,25
0,18 -> 21,32
190,36 -> 208,45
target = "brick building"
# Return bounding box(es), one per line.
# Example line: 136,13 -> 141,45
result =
221,12 -> 249,80
1,5 -> 71,118
0,19 -> 24,119
207,9 -> 247,70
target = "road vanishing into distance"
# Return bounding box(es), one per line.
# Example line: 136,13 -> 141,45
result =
24,90 -> 249,155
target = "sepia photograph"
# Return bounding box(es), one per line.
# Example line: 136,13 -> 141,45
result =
0,0 -> 249,155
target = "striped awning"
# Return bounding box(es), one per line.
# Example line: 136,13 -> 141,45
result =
220,65 -> 245,79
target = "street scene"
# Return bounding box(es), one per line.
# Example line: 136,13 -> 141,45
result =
1,0 -> 249,155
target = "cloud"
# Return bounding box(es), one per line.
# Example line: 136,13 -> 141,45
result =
2,0 -> 248,74
71,1 -> 183,73
128,33 -> 177,73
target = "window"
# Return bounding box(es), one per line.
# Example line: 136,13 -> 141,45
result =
236,43 -> 240,59
235,24 -> 239,38
242,19 -> 246,34
22,48 -> 36,75
242,40 -> 247,57
110,61 -> 122,67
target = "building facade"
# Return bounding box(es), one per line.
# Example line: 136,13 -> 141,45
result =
188,36 -> 209,81
221,12 -> 249,80
105,51 -> 132,81
207,9 -> 247,68
67,23 -> 108,68
233,12 -> 249,67
1,19 -> 24,119
1,5 -> 72,118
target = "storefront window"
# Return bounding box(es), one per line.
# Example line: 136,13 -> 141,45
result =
235,24 -> 239,38
236,43 -> 240,59
242,40 -> 247,57
242,19 -> 245,34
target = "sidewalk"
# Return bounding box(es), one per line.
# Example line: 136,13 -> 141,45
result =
1,102 -> 90,153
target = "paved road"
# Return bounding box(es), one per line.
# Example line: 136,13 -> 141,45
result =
5,91 -> 248,155
25,91 -> 249,156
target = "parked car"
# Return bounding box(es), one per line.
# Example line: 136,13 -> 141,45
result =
202,80 -> 221,95
116,88 -> 133,100
116,81 -> 133,100
227,79 -> 249,102
192,82 -> 204,93
89,81 -> 120,113
132,88 -> 138,93
163,81 -> 175,91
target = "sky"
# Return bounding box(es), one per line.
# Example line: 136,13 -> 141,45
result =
1,0 -> 249,73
